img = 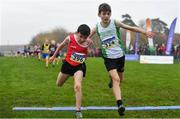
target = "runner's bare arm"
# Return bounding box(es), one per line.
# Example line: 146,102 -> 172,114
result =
115,20 -> 154,38
89,27 -> 96,38
49,36 -> 69,62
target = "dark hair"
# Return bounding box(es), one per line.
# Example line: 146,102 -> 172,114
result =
98,3 -> 111,14
77,24 -> 90,36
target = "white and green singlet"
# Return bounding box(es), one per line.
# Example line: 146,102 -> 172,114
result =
96,19 -> 125,59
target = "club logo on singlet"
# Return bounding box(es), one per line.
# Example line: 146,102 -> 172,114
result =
70,46 -> 76,49
70,52 -> 86,63
50,47 -> 55,52
101,36 -> 118,49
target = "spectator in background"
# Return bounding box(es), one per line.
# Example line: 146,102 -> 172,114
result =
23,45 -> 28,57
158,43 -> 166,55
176,44 -> 180,61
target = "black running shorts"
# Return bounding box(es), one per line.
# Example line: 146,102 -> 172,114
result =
103,55 -> 125,72
61,60 -> 86,77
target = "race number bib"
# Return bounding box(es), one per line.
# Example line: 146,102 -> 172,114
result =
70,52 -> 86,63
102,36 -> 117,49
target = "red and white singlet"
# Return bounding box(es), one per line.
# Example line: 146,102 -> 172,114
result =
65,34 -> 88,66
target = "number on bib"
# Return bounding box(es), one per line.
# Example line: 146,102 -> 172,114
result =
70,52 -> 86,63
102,36 -> 117,49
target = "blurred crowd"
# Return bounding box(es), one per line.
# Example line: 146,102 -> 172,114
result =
16,41 -> 180,61
125,43 -> 180,60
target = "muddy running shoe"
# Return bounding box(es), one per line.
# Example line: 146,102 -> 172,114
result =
75,111 -> 83,118
118,104 -> 125,116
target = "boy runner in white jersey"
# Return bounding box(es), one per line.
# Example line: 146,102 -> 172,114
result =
88,3 -> 154,116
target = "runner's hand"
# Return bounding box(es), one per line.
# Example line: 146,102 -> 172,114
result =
49,56 -> 55,63
145,31 -> 155,38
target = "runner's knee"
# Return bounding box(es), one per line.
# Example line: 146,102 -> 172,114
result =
74,84 -> 81,92
112,76 -> 120,83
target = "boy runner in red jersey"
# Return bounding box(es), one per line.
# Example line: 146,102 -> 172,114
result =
49,24 -> 91,118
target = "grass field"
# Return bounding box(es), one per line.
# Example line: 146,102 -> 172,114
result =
0,57 -> 180,118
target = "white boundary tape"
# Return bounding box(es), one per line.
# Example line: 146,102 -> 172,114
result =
13,106 -> 180,111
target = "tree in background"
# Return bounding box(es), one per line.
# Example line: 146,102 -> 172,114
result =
30,28 -> 69,46
122,14 -> 137,26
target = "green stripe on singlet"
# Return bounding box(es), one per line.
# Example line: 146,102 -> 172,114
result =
96,24 -> 107,57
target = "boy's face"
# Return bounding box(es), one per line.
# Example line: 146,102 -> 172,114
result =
98,11 -> 111,23
77,33 -> 88,43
